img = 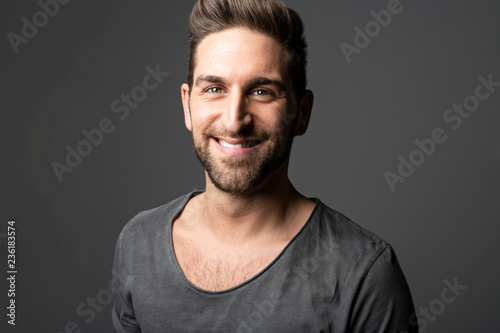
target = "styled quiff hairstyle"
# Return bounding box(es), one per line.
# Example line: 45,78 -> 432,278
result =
188,0 -> 308,100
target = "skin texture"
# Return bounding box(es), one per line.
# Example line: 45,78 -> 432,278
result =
175,28 -> 315,291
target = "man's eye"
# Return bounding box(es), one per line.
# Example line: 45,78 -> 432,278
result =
252,89 -> 270,96
206,87 -> 223,94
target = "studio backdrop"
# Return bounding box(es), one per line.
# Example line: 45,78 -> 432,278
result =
1,0 -> 499,332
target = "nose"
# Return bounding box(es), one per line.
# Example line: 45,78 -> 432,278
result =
221,91 -> 252,134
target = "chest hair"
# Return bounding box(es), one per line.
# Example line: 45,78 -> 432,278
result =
176,249 -> 273,291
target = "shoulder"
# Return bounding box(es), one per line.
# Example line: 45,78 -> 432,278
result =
311,201 -> 390,259
303,201 -> 408,292
116,191 -> 195,248
309,202 -> 416,329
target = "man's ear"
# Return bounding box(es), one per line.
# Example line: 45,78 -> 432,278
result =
181,83 -> 192,131
294,89 -> 314,136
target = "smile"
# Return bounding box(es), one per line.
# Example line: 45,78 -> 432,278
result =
212,137 -> 264,156
217,138 -> 261,149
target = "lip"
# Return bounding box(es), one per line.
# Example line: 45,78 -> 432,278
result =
211,137 -> 264,156
215,137 -> 260,145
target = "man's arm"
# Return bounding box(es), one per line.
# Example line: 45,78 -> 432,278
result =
111,230 -> 142,333
349,245 -> 418,333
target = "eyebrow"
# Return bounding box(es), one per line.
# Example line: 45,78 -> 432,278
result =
195,75 -> 227,87
194,75 -> 286,91
247,77 -> 286,91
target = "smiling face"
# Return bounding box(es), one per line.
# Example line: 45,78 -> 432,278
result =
181,28 -> 311,194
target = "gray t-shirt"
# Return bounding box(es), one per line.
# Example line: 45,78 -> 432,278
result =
112,191 -> 418,332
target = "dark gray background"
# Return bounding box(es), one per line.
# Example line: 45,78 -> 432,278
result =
1,0 -> 499,332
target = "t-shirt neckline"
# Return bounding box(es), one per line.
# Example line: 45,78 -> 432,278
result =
167,190 -> 322,295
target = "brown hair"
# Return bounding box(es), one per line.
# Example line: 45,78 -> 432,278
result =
187,0 -> 308,100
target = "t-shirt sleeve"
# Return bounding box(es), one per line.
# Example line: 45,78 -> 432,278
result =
111,229 -> 142,333
348,245 -> 419,333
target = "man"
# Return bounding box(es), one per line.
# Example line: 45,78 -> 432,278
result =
112,0 -> 418,332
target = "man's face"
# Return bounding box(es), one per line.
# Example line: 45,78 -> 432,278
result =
182,28 -> 307,194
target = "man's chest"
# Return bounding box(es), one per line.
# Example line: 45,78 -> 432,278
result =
132,236 -> 338,333
174,244 -> 278,291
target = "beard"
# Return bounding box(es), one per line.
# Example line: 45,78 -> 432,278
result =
192,122 -> 295,195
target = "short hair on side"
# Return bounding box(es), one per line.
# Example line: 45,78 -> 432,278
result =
187,0 -> 308,101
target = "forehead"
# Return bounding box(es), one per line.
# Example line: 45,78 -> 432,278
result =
194,28 -> 288,82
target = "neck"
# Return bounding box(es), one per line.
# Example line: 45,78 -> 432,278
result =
199,163 -> 306,244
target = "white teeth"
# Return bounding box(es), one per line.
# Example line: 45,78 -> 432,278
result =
219,139 -> 258,149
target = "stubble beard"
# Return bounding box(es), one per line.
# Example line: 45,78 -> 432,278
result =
192,125 -> 295,195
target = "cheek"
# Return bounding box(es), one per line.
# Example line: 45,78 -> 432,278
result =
190,104 -> 219,129
262,108 -> 292,133
248,101 -> 288,124
265,116 -> 285,132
